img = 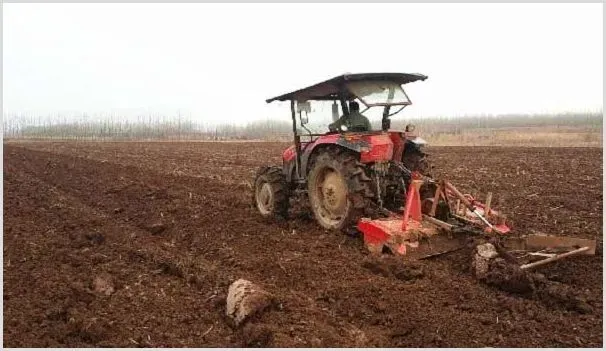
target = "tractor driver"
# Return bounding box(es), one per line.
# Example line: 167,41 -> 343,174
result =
329,101 -> 372,133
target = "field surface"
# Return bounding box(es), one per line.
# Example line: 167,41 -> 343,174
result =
3,141 -> 603,347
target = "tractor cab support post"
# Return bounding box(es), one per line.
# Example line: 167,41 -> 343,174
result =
382,86 -> 395,131
290,99 -> 302,180
338,85 -> 350,118
382,105 -> 391,131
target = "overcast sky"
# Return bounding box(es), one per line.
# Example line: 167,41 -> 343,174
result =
3,3 -> 603,125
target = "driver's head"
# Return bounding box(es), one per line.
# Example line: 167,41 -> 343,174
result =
349,101 -> 360,112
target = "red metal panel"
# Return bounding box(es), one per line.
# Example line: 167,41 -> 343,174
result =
282,145 -> 296,162
282,142 -> 311,162
389,131 -> 405,161
357,219 -> 390,245
360,134 -> 394,163
402,180 -> 423,231
310,134 -> 340,146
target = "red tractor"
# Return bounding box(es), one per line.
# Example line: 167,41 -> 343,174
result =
253,73 -> 597,265
253,73 -> 440,232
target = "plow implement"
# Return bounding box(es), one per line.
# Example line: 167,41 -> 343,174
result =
357,173 -> 597,270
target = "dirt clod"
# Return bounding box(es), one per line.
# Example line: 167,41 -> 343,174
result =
393,265 -> 425,281
84,233 -> 105,245
362,256 -> 425,281
361,259 -> 392,277
92,274 -> 115,296
241,324 -> 274,347
484,258 -> 535,294
226,279 -> 275,327
347,325 -> 369,346
535,280 -> 594,314
472,243 -> 499,279
145,223 -> 167,236
157,260 -> 184,278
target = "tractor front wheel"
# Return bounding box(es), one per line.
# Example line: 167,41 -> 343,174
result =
253,166 -> 289,220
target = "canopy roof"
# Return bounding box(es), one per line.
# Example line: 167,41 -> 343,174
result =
266,72 -> 428,103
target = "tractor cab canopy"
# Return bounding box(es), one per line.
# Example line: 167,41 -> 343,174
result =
266,72 -> 428,143
266,72 -> 428,107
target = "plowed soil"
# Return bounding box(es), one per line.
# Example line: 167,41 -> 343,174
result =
3,141 -> 603,347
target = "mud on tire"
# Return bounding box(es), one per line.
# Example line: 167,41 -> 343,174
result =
253,166 -> 290,221
402,143 -> 431,176
307,147 -> 374,231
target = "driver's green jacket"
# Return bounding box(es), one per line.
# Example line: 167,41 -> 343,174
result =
329,111 -> 372,132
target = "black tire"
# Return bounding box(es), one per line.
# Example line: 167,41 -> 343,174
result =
307,147 -> 374,231
402,142 -> 431,176
253,166 -> 290,220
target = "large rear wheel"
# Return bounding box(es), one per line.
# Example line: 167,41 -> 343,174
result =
253,166 -> 289,220
307,148 -> 373,231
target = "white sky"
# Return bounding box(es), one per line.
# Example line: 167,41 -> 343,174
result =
3,3 -> 603,125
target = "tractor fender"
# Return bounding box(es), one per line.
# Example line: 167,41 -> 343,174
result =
282,159 -> 297,183
303,133 -> 394,174
284,133 -> 394,180
301,135 -> 370,175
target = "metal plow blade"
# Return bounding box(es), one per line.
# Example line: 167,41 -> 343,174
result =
426,179 -> 512,235
357,176 -> 466,259
503,234 -> 597,270
358,217 -> 468,259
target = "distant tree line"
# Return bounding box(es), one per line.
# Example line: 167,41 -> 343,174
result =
394,112 -> 603,135
2,111 -> 602,141
2,113 -> 294,141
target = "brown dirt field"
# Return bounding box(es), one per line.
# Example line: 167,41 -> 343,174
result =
3,141 -> 603,347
